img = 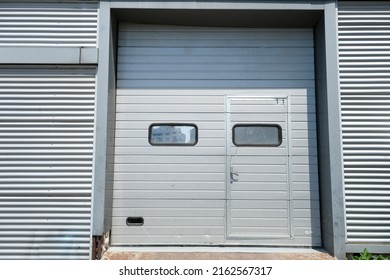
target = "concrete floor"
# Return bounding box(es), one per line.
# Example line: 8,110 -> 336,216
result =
102,247 -> 336,260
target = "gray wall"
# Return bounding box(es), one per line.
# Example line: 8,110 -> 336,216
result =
0,2 -> 98,259
338,0 -> 390,254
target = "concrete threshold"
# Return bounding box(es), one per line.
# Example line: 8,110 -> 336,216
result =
102,247 -> 336,260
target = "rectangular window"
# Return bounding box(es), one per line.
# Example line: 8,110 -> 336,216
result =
233,124 -> 282,147
149,124 -> 198,146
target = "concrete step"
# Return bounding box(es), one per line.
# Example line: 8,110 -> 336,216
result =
102,247 -> 335,260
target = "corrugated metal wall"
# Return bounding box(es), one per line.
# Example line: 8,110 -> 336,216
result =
0,68 -> 96,259
0,4 -> 98,47
0,3 -> 98,259
112,23 -> 321,246
338,2 -> 390,245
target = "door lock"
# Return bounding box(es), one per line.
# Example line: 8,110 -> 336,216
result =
230,167 -> 239,183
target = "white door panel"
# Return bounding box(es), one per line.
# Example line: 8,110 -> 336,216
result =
227,97 -> 291,239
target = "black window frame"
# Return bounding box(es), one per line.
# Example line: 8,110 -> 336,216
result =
148,123 -> 199,146
232,123 -> 282,147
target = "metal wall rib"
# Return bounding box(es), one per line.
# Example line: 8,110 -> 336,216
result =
338,2 -> 390,244
0,68 -> 95,259
0,5 -> 98,47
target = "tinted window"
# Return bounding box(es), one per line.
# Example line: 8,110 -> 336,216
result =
149,124 -> 198,146
233,124 -> 282,147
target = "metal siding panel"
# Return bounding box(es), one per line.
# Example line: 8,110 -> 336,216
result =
0,5 -> 97,47
0,68 -> 95,259
339,2 -> 390,245
112,23 -> 320,246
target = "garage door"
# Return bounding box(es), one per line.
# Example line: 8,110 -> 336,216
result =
111,23 -> 321,246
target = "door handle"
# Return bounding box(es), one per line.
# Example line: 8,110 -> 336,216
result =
230,167 -> 239,183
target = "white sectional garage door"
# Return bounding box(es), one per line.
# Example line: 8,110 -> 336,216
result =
111,23 -> 321,246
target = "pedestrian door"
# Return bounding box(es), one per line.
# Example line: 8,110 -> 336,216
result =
227,97 -> 291,239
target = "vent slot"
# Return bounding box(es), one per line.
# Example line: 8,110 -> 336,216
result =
126,217 -> 144,226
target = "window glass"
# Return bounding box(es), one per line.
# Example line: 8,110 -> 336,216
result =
233,124 -> 282,147
149,124 -> 198,146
